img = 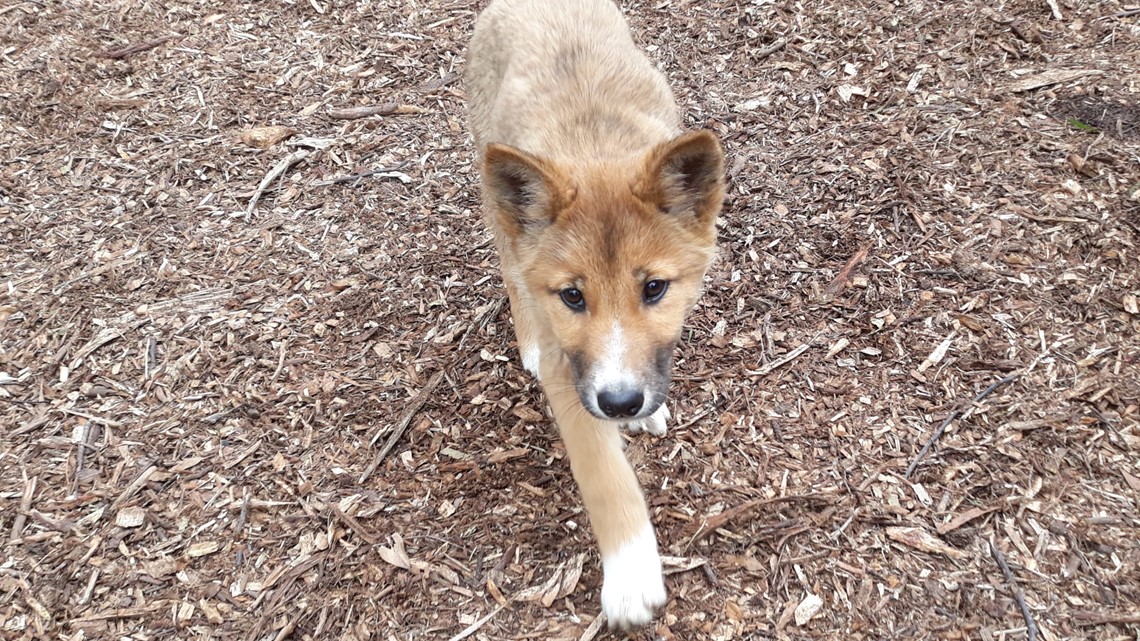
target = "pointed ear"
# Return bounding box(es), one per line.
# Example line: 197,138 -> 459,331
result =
481,144 -> 574,238
636,130 -> 725,229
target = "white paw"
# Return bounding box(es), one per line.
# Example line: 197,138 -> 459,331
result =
623,403 -> 669,436
600,526 -> 667,630
521,345 -> 541,381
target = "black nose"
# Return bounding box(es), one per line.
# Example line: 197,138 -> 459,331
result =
597,388 -> 644,418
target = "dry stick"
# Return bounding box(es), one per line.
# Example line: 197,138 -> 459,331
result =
822,244 -> 870,299
577,613 -> 607,641
904,375 -> 1017,479
100,35 -> 174,60
745,341 -> 811,376
1103,8 -> 1140,18
358,370 -> 446,484
989,539 -> 1039,641
9,476 -> 37,543
245,148 -> 313,220
446,604 -> 507,641
358,299 -> 504,483
328,103 -> 428,120
1072,611 -> 1140,625
688,493 -> 827,546
110,465 -> 157,511
755,37 -> 787,60
311,164 -> 412,187
330,505 -> 379,544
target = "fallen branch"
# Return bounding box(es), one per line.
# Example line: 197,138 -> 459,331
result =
821,245 -> 870,299
1072,610 -> 1140,625
989,539 -> 1038,641
576,614 -> 606,641
446,604 -> 506,641
745,342 -> 812,376
328,103 -> 429,120
904,375 -> 1016,479
246,148 -> 313,220
9,476 -> 37,544
359,370 -> 446,484
244,137 -> 336,222
755,37 -> 787,61
358,300 -> 504,483
1096,7 -> 1140,19
687,493 -> 828,546
100,35 -> 175,60
330,505 -> 380,545
312,164 -> 413,187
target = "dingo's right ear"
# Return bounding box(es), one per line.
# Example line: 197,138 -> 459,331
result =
482,144 -> 574,238
635,130 -> 725,234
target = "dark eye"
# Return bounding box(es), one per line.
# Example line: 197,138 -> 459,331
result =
560,287 -> 586,311
643,279 -> 669,304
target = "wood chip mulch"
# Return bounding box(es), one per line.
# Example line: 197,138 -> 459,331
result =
1,1 -> 1137,640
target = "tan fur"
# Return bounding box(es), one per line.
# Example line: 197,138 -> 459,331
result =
466,0 -> 724,628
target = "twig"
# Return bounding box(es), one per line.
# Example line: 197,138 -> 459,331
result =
110,465 -> 157,511
9,476 -> 37,544
904,376 -> 1017,478
1072,611 -> 1140,625
1096,8 -> 1140,19
446,604 -> 507,641
311,164 -> 413,187
744,342 -> 812,376
1044,0 -> 1063,20
687,493 -> 829,545
328,103 -> 429,120
359,370 -> 446,484
330,505 -> 380,544
100,35 -> 175,60
822,245 -> 870,299
246,149 -> 314,220
754,37 -> 787,61
357,300 -> 504,483
673,406 -> 716,431
577,614 -> 606,641
989,539 -> 1038,641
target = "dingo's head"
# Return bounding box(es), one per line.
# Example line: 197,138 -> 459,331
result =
482,131 -> 724,421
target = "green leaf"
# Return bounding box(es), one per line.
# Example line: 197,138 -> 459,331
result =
1067,118 -> 1097,132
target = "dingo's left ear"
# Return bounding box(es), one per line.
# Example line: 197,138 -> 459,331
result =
482,144 -> 574,239
636,130 -> 725,230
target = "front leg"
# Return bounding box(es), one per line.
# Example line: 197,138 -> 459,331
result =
541,357 -> 667,629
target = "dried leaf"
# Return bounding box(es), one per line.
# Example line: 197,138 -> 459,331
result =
187,541 -> 220,558
377,534 -> 411,570
239,125 -> 296,149
794,593 -> 824,626
937,507 -> 997,535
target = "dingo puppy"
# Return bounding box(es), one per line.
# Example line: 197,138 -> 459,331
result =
465,0 -> 724,628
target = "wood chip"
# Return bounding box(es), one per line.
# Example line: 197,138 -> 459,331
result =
886,526 -> 968,559
1007,69 -> 1104,93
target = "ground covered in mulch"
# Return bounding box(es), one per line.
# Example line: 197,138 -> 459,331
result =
2,0 -> 1139,639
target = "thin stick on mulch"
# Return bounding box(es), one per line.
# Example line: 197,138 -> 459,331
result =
989,538 -> 1039,641
100,35 -> 175,60
357,298 -> 506,483
358,369 -> 446,484
904,375 -> 1017,479
328,103 -> 429,120
687,493 -> 832,546
445,604 -> 507,641
311,164 -> 413,187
